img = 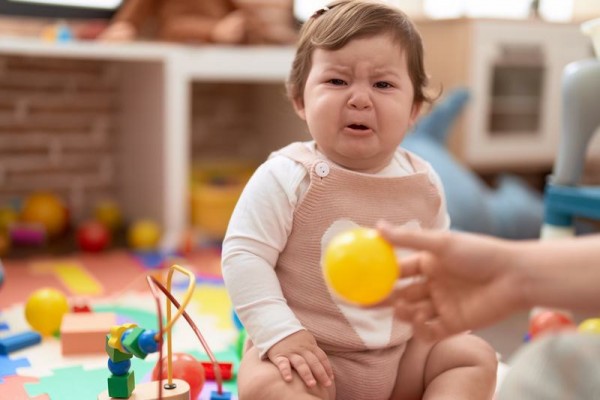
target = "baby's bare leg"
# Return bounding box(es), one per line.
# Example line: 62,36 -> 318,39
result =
238,346 -> 336,400
392,334 -> 497,400
391,337 -> 435,399
423,334 -> 498,400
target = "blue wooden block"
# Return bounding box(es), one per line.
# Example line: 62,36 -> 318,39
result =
0,331 -> 42,355
0,322 -> 9,331
210,390 -> 232,400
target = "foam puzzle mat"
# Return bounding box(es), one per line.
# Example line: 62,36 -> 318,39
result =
0,249 -> 240,400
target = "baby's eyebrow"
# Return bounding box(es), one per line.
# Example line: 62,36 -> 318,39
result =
321,65 -> 352,74
371,68 -> 402,78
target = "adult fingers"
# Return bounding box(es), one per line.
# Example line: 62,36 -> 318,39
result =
368,279 -> 429,311
398,253 -> 422,278
412,316 -> 453,341
409,301 -> 437,327
377,220 -> 446,253
390,298 -> 418,321
394,279 -> 430,303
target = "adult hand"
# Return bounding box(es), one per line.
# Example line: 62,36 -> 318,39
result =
376,221 -> 524,341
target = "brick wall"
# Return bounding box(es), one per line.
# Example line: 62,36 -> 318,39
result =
0,56 -> 119,220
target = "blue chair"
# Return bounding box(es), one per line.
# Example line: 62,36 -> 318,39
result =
541,58 -> 600,239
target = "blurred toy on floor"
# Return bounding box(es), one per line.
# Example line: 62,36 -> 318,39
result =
403,88 -> 544,239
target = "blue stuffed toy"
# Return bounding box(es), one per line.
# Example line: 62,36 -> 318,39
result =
403,88 -> 544,239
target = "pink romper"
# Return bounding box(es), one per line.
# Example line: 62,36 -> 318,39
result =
273,142 -> 444,400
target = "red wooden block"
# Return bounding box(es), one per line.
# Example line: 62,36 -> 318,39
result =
200,362 -> 233,380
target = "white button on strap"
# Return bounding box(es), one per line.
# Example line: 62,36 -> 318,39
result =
315,161 -> 330,177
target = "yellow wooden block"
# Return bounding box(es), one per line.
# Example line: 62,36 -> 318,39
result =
108,323 -> 137,353
98,379 -> 190,400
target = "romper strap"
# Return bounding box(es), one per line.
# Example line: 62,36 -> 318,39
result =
269,142 -> 319,169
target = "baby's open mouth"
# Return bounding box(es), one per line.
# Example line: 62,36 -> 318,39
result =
348,124 -> 369,130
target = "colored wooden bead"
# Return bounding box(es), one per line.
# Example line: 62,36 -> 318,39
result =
138,329 -> 159,354
108,358 -> 131,376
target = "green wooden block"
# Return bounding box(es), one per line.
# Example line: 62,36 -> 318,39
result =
107,370 -> 135,398
105,334 -> 132,362
122,327 -> 147,359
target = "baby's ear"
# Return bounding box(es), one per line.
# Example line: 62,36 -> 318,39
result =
409,101 -> 423,126
290,93 -> 306,121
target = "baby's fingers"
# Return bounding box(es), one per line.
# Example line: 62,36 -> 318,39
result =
315,347 -> 335,381
272,355 -> 293,382
289,354 -> 317,387
304,351 -> 333,387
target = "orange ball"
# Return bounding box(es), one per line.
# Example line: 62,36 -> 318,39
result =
21,192 -> 67,237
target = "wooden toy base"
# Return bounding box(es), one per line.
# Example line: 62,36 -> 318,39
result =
97,378 -> 190,400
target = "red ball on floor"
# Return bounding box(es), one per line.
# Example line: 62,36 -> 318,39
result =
77,221 -> 111,252
152,352 -> 205,399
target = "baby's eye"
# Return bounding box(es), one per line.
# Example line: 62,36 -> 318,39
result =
328,79 -> 346,86
374,81 -> 393,89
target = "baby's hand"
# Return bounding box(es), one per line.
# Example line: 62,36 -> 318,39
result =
266,330 -> 334,388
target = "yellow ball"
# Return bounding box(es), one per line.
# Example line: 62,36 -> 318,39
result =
0,207 -> 18,232
128,219 -> 161,251
94,200 -> 122,231
323,227 -> 399,305
25,288 -> 69,336
578,318 -> 600,334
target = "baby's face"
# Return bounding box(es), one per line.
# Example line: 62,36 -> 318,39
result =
293,33 -> 420,173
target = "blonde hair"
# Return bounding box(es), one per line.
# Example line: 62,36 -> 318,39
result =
287,0 -> 432,106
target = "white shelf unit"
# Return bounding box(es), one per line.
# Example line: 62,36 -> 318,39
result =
0,38 -> 296,248
416,18 -> 594,172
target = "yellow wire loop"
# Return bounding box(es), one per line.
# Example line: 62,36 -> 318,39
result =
163,264 -> 195,385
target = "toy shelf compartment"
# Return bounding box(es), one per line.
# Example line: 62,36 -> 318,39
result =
0,38 -> 298,248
